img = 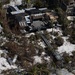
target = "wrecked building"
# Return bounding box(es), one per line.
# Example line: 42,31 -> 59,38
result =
6,5 -> 58,33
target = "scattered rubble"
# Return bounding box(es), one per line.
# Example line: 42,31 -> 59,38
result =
56,68 -> 74,75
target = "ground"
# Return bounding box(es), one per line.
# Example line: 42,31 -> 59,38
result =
0,22 -> 75,75
0,0 -> 75,75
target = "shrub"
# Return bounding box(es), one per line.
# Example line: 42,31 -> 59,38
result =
50,31 -> 59,36
44,31 -> 52,40
69,29 -> 75,44
29,64 -> 50,75
63,28 -> 73,36
29,35 -> 36,41
35,33 -> 40,40
51,41 -> 58,50
0,3 -> 2,8
69,38 -> 75,44
63,52 -> 72,64
33,0 -> 44,8
54,36 -> 64,46
46,21 -> 53,28
63,29 -> 69,36
56,7 -> 69,31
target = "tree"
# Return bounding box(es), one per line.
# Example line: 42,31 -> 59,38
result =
29,64 -> 50,75
69,19 -> 75,44
45,0 -> 69,10
62,0 -> 71,5
33,0 -> 44,8
0,3 -> 2,8
54,36 -> 64,46
56,7 -> 69,30
46,0 -> 59,9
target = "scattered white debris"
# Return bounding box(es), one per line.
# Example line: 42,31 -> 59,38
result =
39,8 -> 47,11
12,55 -> 18,64
0,36 -> 8,46
57,37 -> 75,55
11,10 -> 25,15
0,50 -> 4,54
0,57 -> 17,72
72,70 -> 75,74
25,8 -> 36,11
47,28 -> 75,55
38,41 -> 46,48
0,50 -> 8,58
25,16 -> 31,24
46,28 -> 62,36
33,56 -> 42,64
15,0 -> 22,5
67,16 -> 74,21
10,0 -> 15,6
25,33 -> 35,37
2,4 -> 9,9
46,28 -> 53,32
0,57 -> 11,70
56,68 -> 74,75
41,52 -> 46,56
44,56 -> 50,62
0,50 -> 17,73
0,25 -> 3,33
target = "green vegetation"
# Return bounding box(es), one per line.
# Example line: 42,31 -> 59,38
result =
0,3 -> 2,8
28,64 -> 50,75
63,52 -> 72,64
44,31 -> 52,40
33,0 -> 44,8
69,29 -> 75,44
69,19 -> 75,44
54,36 -> 64,46
33,0 -> 70,9
56,7 -> 69,30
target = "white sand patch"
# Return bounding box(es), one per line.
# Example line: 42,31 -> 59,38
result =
0,57 -> 11,70
57,68 -> 74,75
0,50 -> 17,73
33,56 -> 42,64
57,37 -> 75,55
